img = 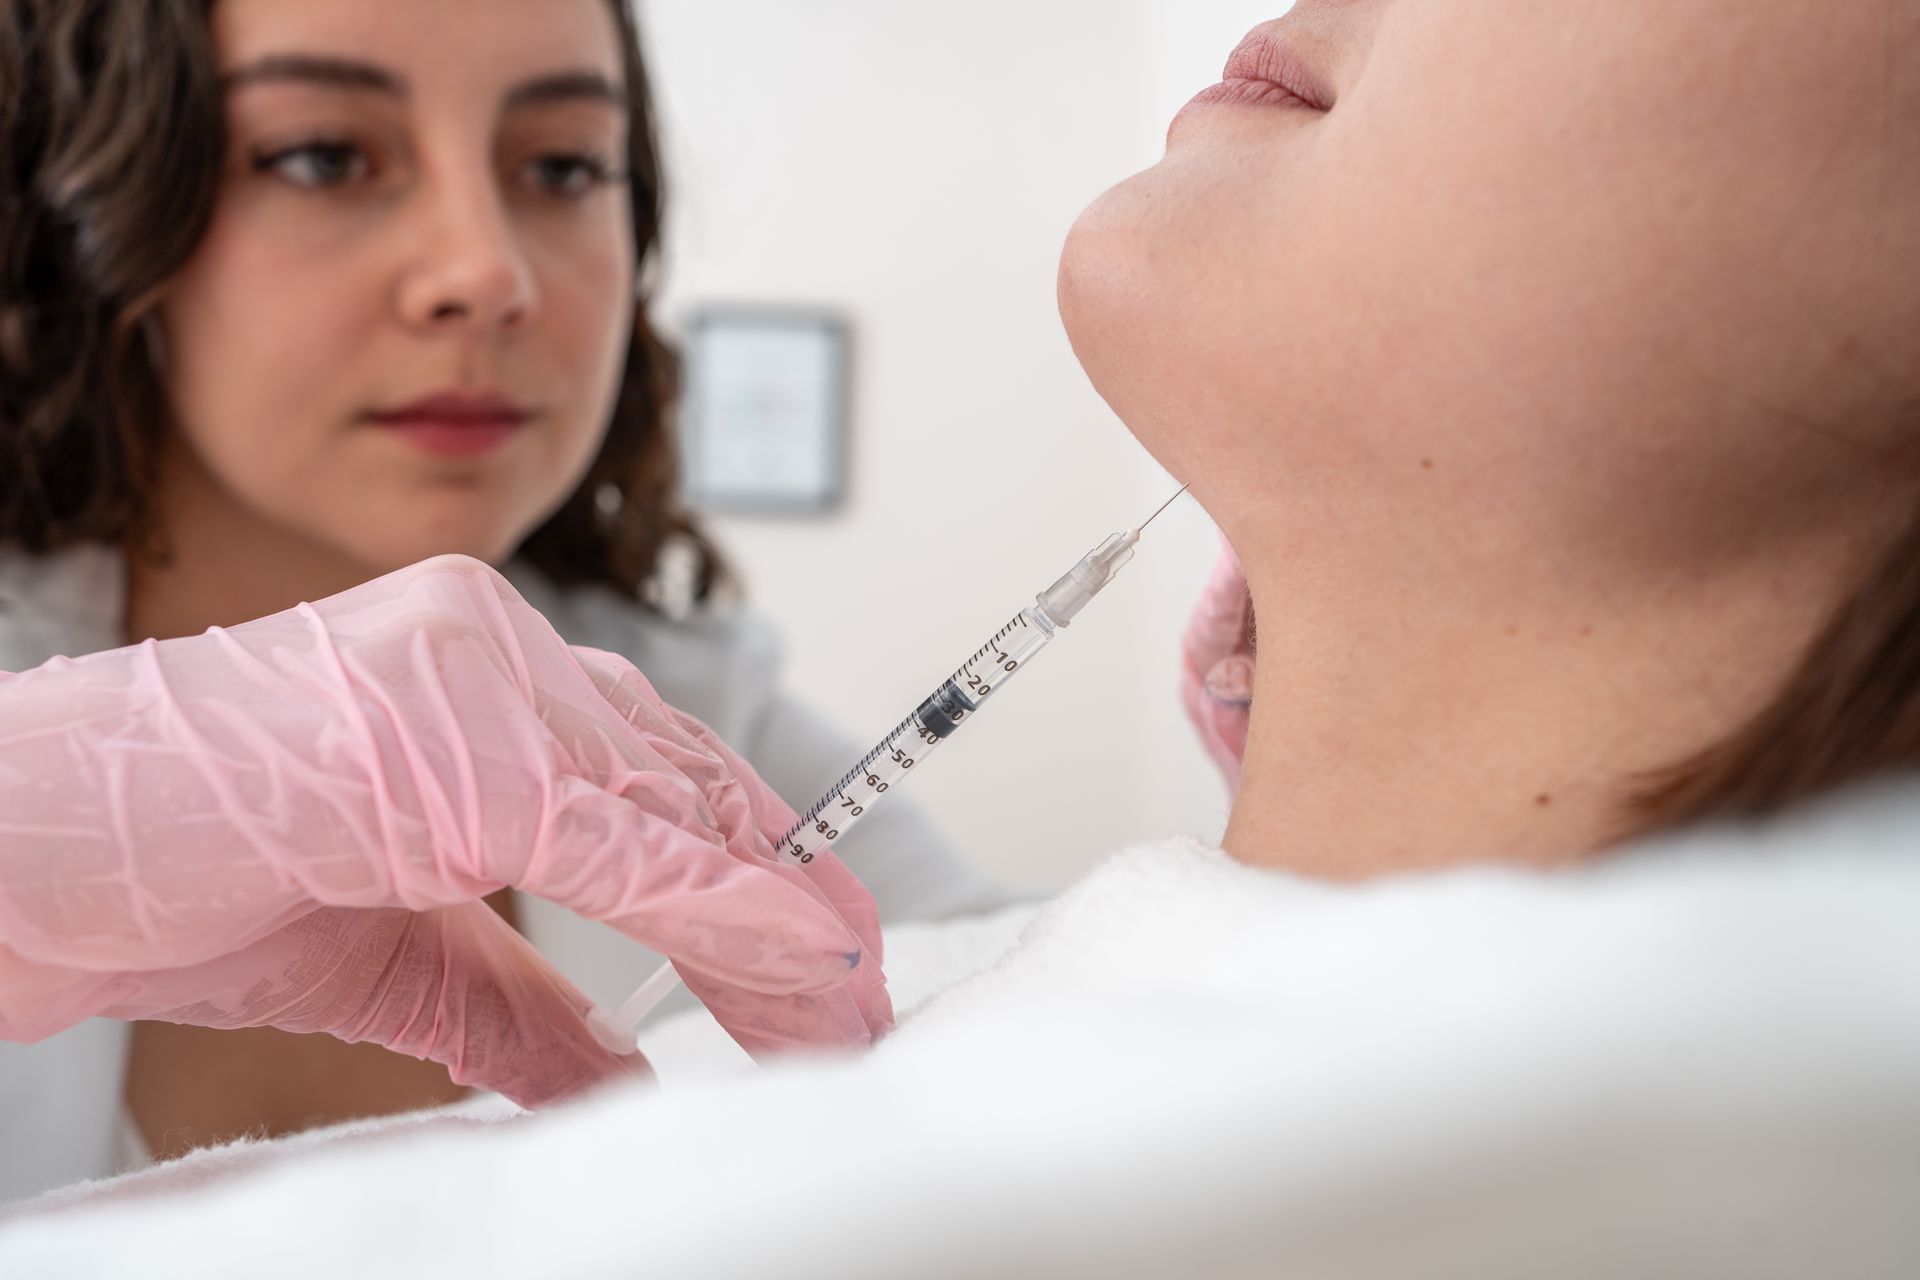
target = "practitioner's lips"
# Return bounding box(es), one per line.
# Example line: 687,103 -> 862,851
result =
1176,29 -> 1335,123
363,390 -> 533,458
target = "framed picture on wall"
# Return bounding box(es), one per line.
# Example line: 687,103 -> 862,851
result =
681,307 -> 850,515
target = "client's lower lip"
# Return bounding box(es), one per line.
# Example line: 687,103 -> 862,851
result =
370,416 -> 527,457
1179,77 -> 1323,116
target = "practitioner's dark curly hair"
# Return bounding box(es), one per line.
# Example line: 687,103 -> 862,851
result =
0,0 -> 725,606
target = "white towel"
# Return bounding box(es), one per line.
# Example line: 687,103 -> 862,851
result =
4,780 -> 1919,1278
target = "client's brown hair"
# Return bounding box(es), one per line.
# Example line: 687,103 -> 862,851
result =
1633,511 -> 1920,829
0,0 -> 724,605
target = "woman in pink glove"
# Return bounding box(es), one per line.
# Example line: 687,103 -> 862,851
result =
0,0 -> 1005,1199
5,3 -> 1917,1263
0,2 -> 1916,1267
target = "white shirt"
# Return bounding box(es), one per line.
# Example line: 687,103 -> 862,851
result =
0,544 -> 1013,1205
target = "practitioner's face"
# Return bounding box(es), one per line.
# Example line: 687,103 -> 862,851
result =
1060,0 -> 1920,579
155,0 -> 635,573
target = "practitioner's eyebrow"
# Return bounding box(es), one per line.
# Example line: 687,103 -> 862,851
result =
221,55 -> 625,111
502,69 -> 625,112
223,54 -> 404,97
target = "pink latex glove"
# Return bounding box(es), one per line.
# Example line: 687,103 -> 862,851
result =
1179,537 -> 1255,789
0,555 -> 889,1108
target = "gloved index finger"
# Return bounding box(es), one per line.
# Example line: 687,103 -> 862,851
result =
527,776 -> 871,998
556,647 -> 892,1042
660,702 -> 892,1038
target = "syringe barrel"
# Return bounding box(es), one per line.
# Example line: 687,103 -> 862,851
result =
776,605 -> 1057,865
779,531 -> 1145,865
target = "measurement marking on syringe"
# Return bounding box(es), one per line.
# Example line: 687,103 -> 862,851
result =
781,611 -> 1048,861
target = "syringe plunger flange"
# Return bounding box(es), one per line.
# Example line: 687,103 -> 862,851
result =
1036,531 -> 1138,626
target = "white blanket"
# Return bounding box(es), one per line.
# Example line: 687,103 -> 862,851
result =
5,781 -> 1920,1278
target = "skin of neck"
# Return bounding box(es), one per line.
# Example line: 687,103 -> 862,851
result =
122,439 -> 384,645
1213,478 -> 1895,879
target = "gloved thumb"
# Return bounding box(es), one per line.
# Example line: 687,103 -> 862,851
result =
1180,536 -> 1255,787
1182,537 -> 1255,665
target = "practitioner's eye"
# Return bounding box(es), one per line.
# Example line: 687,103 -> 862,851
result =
251,139 -> 372,189
519,151 -> 625,199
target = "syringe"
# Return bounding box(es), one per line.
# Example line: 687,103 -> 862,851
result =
605,486 -> 1188,1037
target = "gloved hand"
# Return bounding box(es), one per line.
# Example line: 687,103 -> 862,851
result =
0,554 -> 890,1108
1180,537 -> 1255,788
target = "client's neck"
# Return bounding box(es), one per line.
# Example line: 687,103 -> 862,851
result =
1217,546 -> 1848,879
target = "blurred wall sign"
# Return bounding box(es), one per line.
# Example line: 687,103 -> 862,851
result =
682,307 -> 849,514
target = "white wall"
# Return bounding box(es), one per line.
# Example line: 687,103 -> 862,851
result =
637,1 -> 1287,887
